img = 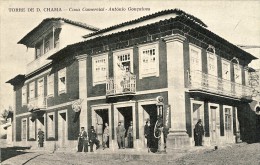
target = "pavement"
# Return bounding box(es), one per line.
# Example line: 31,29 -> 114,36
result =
1,145 -> 223,165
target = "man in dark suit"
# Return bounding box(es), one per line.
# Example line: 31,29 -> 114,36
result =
78,127 -> 88,152
116,122 -> 126,149
194,119 -> 204,146
88,126 -> 100,152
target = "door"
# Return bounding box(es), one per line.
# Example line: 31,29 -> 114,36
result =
114,53 -> 132,93
118,107 -> 133,148
58,112 -> 67,147
210,106 -> 220,144
94,109 -> 109,143
224,107 -> 233,142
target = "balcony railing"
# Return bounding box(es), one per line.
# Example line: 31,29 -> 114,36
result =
106,74 -> 136,96
189,70 -> 253,99
27,96 -> 47,111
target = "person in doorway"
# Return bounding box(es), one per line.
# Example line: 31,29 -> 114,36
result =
127,121 -> 133,148
116,121 -> 126,149
78,127 -> 88,152
38,128 -> 44,147
194,119 -> 204,146
144,120 -> 152,152
88,126 -> 100,152
102,123 -> 109,150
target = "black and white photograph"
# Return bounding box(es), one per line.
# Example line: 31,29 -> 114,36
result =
0,0 -> 260,164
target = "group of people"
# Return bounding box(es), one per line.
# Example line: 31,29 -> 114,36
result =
78,123 -> 109,152
116,121 -> 134,149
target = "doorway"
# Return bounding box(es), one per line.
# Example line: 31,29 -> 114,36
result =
58,111 -> 67,148
94,109 -> 109,147
118,107 -> 133,148
224,107 -> 233,142
210,105 -> 220,144
143,104 -> 158,150
192,103 -> 204,145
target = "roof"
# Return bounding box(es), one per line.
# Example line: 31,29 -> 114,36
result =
6,74 -> 25,86
83,9 -> 207,38
49,14 -> 257,63
18,18 -> 100,46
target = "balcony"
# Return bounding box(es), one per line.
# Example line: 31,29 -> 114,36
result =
27,96 -> 47,112
189,70 -> 253,100
26,47 -> 59,74
106,74 -> 136,97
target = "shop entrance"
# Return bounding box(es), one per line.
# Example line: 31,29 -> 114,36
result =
94,109 -> 109,147
143,104 -> 158,150
192,103 -> 204,146
118,107 -> 133,148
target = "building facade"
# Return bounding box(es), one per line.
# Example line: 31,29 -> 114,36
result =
7,9 -> 257,151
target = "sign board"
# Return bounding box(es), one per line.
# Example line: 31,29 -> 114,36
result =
163,105 -> 171,128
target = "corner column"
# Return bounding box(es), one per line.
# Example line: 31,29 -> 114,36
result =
164,34 -> 189,148
76,54 -> 88,130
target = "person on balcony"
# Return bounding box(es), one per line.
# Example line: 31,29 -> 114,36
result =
194,119 -> 204,146
102,123 -> 109,150
127,121 -> 133,148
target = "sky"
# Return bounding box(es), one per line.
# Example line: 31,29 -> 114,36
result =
0,0 -> 260,113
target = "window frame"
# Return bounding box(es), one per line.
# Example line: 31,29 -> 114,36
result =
22,85 -> 27,106
47,112 -> 55,139
138,42 -> 159,79
221,59 -> 231,81
29,81 -> 35,99
21,118 -> 27,141
207,52 -> 218,77
234,64 -> 242,84
47,74 -> 54,97
92,53 -> 108,86
37,77 -> 44,97
58,68 -> 67,95
189,44 -> 202,72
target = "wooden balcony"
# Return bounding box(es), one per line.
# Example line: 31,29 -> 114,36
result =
106,74 -> 136,97
27,96 -> 47,112
189,70 -> 253,100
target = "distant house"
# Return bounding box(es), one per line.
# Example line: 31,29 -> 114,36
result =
7,9 -> 258,150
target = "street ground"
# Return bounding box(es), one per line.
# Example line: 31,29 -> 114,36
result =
1,143 -> 260,165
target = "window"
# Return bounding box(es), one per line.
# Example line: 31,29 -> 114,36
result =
29,117 -> 35,139
44,40 -> 50,53
47,113 -> 55,138
47,74 -> 54,96
29,82 -> 35,99
189,45 -> 202,72
92,54 -> 108,85
22,85 -> 27,105
58,68 -> 66,94
54,34 -> 59,48
222,60 -> 231,80
207,53 -> 217,76
21,118 -> 27,141
234,64 -> 242,84
139,43 -> 159,78
37,78 -> 44,97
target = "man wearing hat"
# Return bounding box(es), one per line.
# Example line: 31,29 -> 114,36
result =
116,121 -> 126,149
88,126 -> 100,152
78,127 -> 88,152
194,119 -> 204,146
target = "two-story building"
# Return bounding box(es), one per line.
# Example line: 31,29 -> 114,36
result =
7,18 -> 99,149
7,9 -> 257,151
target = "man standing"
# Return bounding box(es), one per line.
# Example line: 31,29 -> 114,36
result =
78,127 -> 88,152
88,126 -> 100,152
116,122 -> 126,149
38,128 -> 44,147
127,121 -> 133,148
194,119 -> 204,146
102,123 -> 109,150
